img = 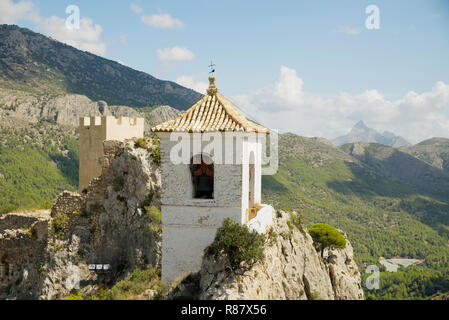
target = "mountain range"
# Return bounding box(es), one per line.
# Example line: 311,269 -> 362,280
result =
332,120 -> 411,148
0,24 -> 202,109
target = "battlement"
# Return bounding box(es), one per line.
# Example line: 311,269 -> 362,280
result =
78,116 -> 144,192
79,116 -> 143,128
79,116 -> 102,127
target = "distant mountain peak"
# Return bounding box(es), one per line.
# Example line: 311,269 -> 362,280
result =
333,121 -> 411,148
353,120 -> 368,130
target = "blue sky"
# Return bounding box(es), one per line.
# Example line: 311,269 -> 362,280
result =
2,0 -> 449,142
14,0 -> 448,97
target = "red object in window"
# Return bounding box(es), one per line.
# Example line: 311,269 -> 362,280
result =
193,162 -> 214,177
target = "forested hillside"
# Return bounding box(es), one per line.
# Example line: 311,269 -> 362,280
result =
0,118 -> 78,214
262,133 -> 449,299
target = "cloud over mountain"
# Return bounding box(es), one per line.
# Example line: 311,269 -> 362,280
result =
141,13 -> 184,29
37,16 -> 106,56
157,47 -> 195,62
176,75 -> 208,94
0,0 -> 36,24
233,66 -> 449,144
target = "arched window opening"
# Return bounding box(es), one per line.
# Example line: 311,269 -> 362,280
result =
191,154 -> 214,199
248,151 -> 256,209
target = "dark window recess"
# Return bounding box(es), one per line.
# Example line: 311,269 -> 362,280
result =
191,154 -> 214,199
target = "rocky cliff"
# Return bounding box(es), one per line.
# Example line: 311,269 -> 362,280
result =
171,211 -> 364,300
0,87 -> 180,132
1,139 -> 161,299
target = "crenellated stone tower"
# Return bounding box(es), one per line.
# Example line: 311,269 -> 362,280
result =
78,116 -> 144,192
151,76 -> 273,283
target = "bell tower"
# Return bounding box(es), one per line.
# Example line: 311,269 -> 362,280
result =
152,76 -> 273,283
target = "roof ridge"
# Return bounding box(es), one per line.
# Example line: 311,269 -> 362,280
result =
215,93 -> 254,129
151,77 -> 269,134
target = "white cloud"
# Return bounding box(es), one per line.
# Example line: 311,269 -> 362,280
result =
232,66 -> 449,144
141,13 -> 184,29
130,3 -> 142,14
0,0 -> 107,56
0,0 -> 37,24
157,47 -> 194,62
130,4 -> 184,30
176,75 -> 208,94
38,16 -> 106,56
334,26 -> 361,35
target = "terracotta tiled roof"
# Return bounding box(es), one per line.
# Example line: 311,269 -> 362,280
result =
151,76 -> 269,134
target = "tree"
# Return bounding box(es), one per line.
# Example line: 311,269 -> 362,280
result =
205,218 -> 265,271
308,223 -> 346,258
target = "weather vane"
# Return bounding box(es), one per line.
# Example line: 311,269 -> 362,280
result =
208,61 -> 216,75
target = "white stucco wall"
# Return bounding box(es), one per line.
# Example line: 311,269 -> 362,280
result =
161,205 -> 242,283
241,139 -> 262,223
158,132 -> 244,208
157,131 -> 264,284
247,205 -> 274,234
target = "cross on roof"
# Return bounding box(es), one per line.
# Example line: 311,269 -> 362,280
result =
208,61 -> 216,74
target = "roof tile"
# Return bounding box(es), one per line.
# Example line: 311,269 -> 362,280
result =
151,76 -> 269,134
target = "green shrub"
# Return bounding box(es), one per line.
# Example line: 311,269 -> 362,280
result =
63,292 -> 84,300
205,218 -> 265,272
311,290 -> 323,300
150,136 -> 161,164
144,205 -> 162,233
286,211 -> 306,237
308,223 -> 346,258
145,205 -> 161,223
53,213 -> 70,238
97,265 -> 163,300
134,138 -> 148,149
42,198 -> 54,209
288,211 -> 304,230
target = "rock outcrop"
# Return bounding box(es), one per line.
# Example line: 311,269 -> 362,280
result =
0,87 -> 182,136
0,210 -> 50,298
172,211 -> 364,300
1,139 -> 161,299
0,88 -> 141,126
